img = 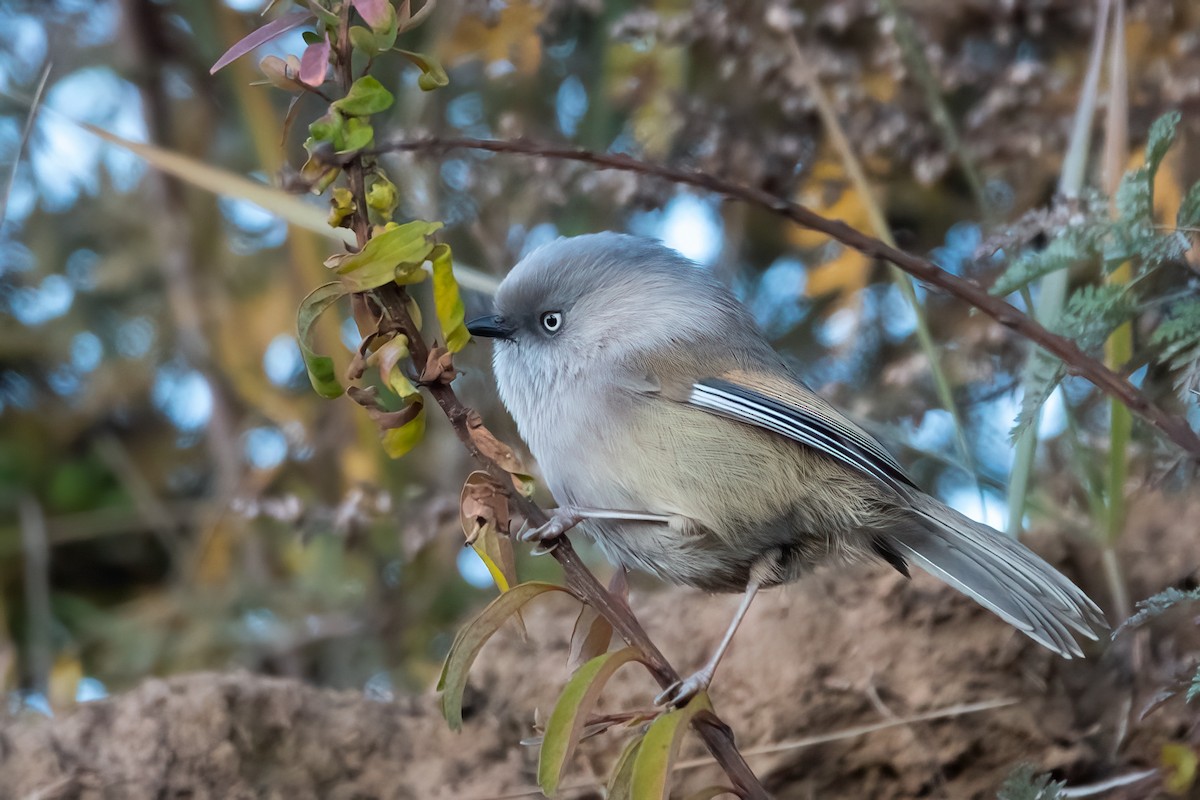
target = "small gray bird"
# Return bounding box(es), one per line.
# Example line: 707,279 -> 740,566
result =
467,232 -> 1107,705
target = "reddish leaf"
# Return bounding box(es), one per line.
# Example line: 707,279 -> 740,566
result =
210,9 -> 314,75
299,36 -> 331,86
351,0 -> 391,29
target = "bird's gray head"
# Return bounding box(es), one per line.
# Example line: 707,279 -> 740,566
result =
467,233 -> 752,368
468,232 -> 759,454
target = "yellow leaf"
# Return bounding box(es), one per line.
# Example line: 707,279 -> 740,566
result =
789,154 -> 873,310
381,402 -> 425,458
861,68 -> 897,103
472,541 -> 512,592
49,653 -> 83,710
1162,742 -> 1198,795
442,0 -> 543,75
430,244 -> 470,352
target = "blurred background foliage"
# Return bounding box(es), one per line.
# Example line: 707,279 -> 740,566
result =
0,0 -> 1198,717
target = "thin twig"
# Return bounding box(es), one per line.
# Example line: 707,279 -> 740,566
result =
675,695 -> 1017,766
370,134 -> 1200,460
463,696 -> 1019,799
0,61 -> 51,226
1059,769 -> 1157,797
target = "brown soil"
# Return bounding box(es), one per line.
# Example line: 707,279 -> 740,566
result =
1,491 -> 1197,799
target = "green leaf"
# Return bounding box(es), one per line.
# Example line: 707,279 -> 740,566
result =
338,117 -> 374,154
438,582 -> 573,730
1187,665 -> 1200,704
997,764 -> 1066,800
329,219 -> 442,291
303,0 -> 341,28
297,282 -> 348,398
396,49 -> 449,91
991,226 -> 1099,296
605,735 -> 645,800
333,75 -> 394,116
381,403 -> 425,457
366,173 -> 398,218
1150,297 -> 1200,398
1115,586 -> 1200,636
631,693 -> 714,799
1009,350 -> 1062,441
348,2 -> 397,53
538,648 -> 643,796
370,335 -> 419,399
1058,284 -> 1136,352
1145,110 -> 1181,185
1114,166 -> 1152,224
430,244 -> 470,351
1178,181 -> 1200,230
308,110 -> 344,147
349,26 -> 381,55
328,186 -> 355,227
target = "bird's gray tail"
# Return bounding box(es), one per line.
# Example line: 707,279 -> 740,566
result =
888,494 -> 1108,658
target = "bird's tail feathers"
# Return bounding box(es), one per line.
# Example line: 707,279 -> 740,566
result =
889,495 -> 1108,658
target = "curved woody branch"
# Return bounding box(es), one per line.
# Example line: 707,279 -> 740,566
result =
369,134 -> 1200,461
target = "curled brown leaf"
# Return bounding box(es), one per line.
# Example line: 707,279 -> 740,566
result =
347,385 -> 423,429
459,470 -> 511,539
419,344 -> 457,385
465,409 -> 525,474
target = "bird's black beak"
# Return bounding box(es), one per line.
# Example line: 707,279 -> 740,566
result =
467,315 -> 514,340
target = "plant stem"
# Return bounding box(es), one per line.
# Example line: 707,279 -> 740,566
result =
329,23 -> 767,800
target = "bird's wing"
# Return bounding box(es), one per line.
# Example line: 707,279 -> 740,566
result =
631,362 -> 916,495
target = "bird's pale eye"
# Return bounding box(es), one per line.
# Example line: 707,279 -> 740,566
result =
539,311 -> 563,334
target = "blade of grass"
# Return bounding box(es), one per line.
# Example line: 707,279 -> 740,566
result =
1006,0 -> 1113,537
773,23 -> 981,494
876,0 -> 987,213
1100,0 -> 1131,621
81,120 -> 356,245
0,88 -> 500,294
0,61 -> 51,227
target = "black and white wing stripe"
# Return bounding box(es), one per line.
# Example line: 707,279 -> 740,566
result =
688,378 -> 916,495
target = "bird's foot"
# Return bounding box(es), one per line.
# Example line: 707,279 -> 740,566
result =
654,667 -> 714,708
516,507 -> 586,549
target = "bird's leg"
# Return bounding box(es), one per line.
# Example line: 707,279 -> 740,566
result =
517,507 -> 674,543
655,576 -> 764,707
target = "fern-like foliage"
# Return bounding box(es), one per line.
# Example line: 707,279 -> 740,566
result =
997,765 -> 1066,800
1151,297 -> 1200,401
1115,586 -> 1200,635
991,110 -> 1200,440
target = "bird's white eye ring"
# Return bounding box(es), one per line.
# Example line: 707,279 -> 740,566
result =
540,311 -> 563,334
